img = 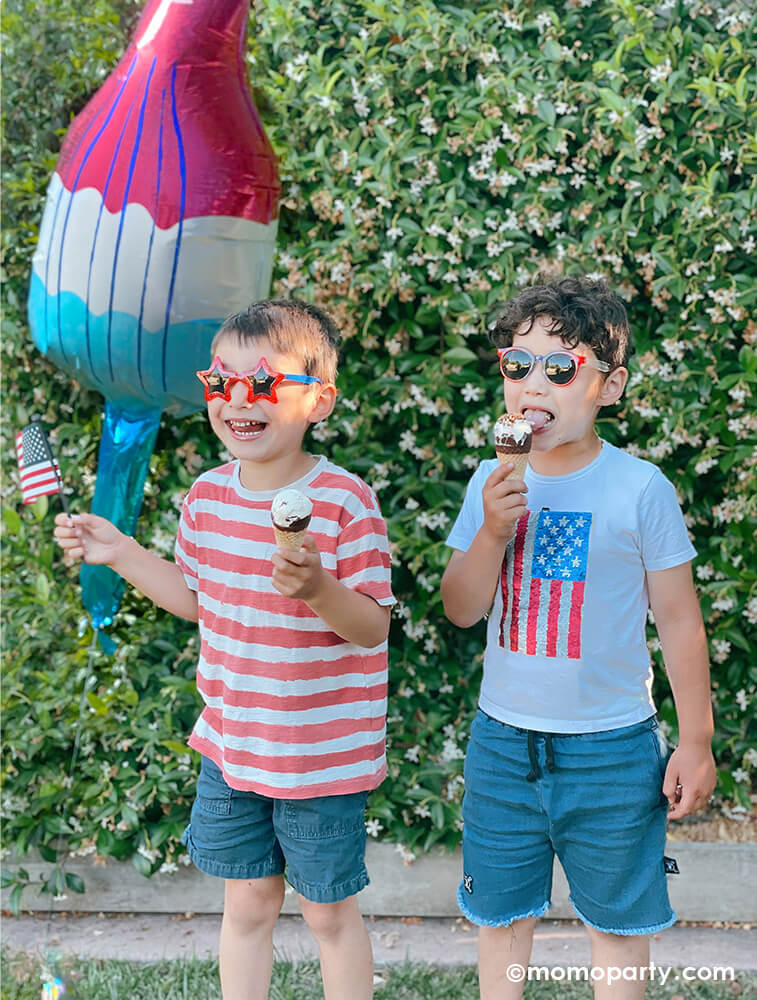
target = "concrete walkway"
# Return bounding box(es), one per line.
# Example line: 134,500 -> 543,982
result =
4,913 -> 757,971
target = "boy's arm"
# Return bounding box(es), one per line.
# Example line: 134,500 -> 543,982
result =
441,463 -> 527,627
647,561 -> 716,820
271,536 -> 390,648
54,512 -> 199,622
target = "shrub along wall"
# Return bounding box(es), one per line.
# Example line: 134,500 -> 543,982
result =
2,0 -> 755,903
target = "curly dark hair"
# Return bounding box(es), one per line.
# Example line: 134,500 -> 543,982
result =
488,276 -> 631,369
212,299 -> 340,383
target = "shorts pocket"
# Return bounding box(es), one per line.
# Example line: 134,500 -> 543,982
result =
649,722 -> 673,783
285,792 -> 367,840
195,756 -> 233,817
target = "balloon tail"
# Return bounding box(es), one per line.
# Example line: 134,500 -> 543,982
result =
80,402 -> 161,628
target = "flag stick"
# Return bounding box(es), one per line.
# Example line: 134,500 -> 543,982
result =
32,418 -> 71,517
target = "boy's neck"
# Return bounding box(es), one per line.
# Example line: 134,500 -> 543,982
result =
237,451 -> 319,492
528,432 -> 603,477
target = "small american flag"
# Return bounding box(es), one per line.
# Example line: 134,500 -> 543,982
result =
499,509 -> 592,660
15,422 -> 63,505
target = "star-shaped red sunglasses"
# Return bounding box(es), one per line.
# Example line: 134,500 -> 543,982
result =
196,357 -> 322,405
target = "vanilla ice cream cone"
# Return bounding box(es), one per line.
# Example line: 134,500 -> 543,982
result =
273,524 -> 309,551
271,489 -> 313,551
498,450 -> 530,480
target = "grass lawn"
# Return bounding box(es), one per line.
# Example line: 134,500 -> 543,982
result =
2,952 -> 755,1000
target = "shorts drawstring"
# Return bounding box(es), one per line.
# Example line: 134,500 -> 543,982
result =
545,735 -> 556,773
526,731 -> 539,781
525,731 -> 556,781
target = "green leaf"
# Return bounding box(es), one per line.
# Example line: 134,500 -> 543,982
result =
443,347 -> 477,363
543,39 -> 562,63
536,99 -> 556,126
32,495 -> 49,521
3,508 -> 22,534
87,692 -> 108,715
598,88 -> 626,113
65,872 -> 86,894
35,573 -> 50,603
131,851 -> 153,877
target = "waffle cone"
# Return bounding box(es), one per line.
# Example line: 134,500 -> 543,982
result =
273,525 -> 309,551
497,451 -> 529,480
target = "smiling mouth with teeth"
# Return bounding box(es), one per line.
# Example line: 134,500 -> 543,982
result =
226,419 -> 267,439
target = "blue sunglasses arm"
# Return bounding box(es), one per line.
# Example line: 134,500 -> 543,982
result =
283,373 -> 322,385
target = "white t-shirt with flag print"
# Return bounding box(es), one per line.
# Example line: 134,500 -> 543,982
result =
446,441 -> 696,733
175,455 -> 395,798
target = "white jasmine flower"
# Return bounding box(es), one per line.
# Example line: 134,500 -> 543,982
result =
461,383 -> 482,403
395,844 -> 416,864
365,818 -> 383,837
711,639 -> 732,664
399,430 -> 417,452
649,59 -> 672,84
712,596 -> 736,613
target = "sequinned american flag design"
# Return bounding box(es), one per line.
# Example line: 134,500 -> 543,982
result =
499,509 -> 592,659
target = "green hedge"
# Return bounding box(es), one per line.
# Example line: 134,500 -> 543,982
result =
2,0 -> 755,903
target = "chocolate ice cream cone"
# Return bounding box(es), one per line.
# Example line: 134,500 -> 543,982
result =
494,413 -> 532,479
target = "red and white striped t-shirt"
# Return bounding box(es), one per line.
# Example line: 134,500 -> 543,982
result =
174,456 -> 395,799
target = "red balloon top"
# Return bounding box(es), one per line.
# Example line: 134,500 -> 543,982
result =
55,0 -> 279,228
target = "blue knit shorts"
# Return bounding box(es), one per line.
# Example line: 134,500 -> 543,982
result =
458,710 -> 676,935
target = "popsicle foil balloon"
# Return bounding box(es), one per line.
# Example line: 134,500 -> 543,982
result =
28,0 -> 280,629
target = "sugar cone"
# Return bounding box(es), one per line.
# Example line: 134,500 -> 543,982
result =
497,451 -> 529,480
273,524 -> 309,551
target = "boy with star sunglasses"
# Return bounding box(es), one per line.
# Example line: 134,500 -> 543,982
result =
442,275 -> 716,1000
55,299 -> 395,1000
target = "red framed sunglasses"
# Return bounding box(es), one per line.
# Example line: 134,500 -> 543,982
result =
196,357 -> 322,405
497,347 -> 610,387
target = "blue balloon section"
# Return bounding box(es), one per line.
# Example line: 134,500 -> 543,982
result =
80,403 -> 161,628
28,274 -> 219,419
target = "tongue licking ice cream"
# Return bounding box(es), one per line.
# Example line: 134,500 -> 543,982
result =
494,413 -> 532,480
524,409 -> 550,429
271,489 -> 313,551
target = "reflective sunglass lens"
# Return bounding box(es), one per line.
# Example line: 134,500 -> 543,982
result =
544,353 -> 576,384
207,373 -> 230,395
502,350 -> 532,380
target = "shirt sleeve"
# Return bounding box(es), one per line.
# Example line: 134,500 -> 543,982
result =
638,470 -> 697,572
446,461 -> 494,552
336,488 -> 395,607
174,492 -> 200,592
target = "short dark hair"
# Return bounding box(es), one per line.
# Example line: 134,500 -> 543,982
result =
212,299 -> 340,383
489,276 -> 631,369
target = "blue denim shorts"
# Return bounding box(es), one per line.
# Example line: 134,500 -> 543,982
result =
181,756 -> 370,904
459,710 -> 676,935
